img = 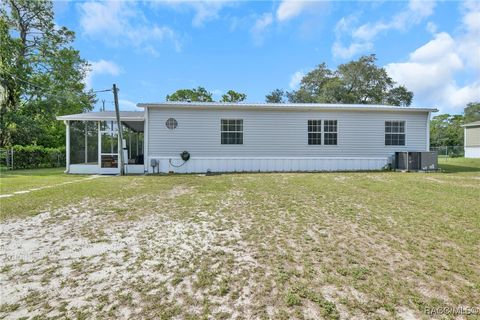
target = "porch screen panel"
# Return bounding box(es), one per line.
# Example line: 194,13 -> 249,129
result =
101,132 -> 118,154
86,122 -> 98,164
122,124 -> 144,164
70,121 -> 98,165
70,121 -> 85,164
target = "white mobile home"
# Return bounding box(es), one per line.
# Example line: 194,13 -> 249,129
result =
463,121 -> 480,158
58,103 -> 437,174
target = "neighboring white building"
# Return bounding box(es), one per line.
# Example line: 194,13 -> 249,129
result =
463,121 -> 480,158
58,102 -> 437,174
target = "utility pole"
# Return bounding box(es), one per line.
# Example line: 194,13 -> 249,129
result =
101,99 -> 105,111
113,84 -> 125,176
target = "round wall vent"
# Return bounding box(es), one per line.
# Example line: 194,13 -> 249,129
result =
165,118 -> 178,130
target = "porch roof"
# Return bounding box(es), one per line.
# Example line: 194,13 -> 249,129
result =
57,111 -> 144,122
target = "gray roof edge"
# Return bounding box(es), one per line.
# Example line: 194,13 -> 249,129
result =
462,120 -> 480,127
137,102 -> 438,112
56,111 -> 144,121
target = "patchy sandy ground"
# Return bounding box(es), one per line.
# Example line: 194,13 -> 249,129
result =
0,193 -> 258,319
1,173 -> 479,319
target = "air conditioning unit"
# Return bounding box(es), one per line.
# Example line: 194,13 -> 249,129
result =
394,151 -> 438,171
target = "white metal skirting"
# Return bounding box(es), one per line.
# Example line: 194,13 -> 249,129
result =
69,164 -> 100,174
69,164 -> 145,174
465,146 -> 480,158
147,157 -> 389,173
125,164 -> 146,174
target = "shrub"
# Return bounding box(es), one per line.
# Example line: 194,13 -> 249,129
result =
8,145 -> 65,169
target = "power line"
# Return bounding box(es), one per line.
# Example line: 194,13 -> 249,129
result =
3,72 -> 79,101
1,70 -> 111,100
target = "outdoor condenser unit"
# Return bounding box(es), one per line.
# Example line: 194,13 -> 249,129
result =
394,151 -> 438,171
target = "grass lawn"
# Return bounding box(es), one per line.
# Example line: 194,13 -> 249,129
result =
0,167 -> 86,195
0,158 -> 479,319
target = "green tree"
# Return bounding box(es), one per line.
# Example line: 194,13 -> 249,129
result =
464,102 -> 480,123
221,90 -> 246,103
265,89 -> 286,103
0,0 -> 94,147
284,55 -> 413,106
166,87 -> 213,102
385,86 -> 413,107
430,114 -> 464,147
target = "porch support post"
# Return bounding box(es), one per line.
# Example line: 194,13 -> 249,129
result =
65,120 -> 70,173
84,121 -> 88,163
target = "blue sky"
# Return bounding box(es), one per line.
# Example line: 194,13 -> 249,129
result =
53,0 -> 480,114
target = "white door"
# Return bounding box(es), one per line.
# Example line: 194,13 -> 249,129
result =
99,122 -> 120,175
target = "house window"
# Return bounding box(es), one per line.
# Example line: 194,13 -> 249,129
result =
308,120 -> 322,145
324,120 -> 338,145
221,119 -> 243,144
385,121 -> 406,146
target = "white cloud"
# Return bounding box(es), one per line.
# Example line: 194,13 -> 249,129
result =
248,0 -> 326,45
384,0 -> 480,113
78,1 -> 180,54
332,14 -> 373,59
85,60 -> 121,89
426,21 -> 437,34
332,42 -> 373,60
385,28 -> 480,113
289,70 -> 305,89
457,1 -> 480,70
190,1 -> 228,27
119,99 -> 140,111
153,0 -> 231,27
276,0 -> 322,22
79,1 -> 126,37
332,0 -> 436,59
463,1 -> 480,33
251,13 -> 273,45
408,0 -> 436,20
91,60 -> 121,76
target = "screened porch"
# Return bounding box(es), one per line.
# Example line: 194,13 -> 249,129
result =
57,112 -> 145,175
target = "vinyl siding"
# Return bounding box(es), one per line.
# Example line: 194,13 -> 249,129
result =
147,107 -> 429,158
465,126 -> 480,147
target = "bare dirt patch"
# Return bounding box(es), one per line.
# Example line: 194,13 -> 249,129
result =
0,195 -> 258,319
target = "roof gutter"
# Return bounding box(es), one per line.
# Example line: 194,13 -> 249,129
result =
56,116 -> 144,121
137,103 -> 438,113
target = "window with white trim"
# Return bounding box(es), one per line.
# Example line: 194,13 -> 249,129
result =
308,120 -> 322,145
385,121 -> 405,146
323,120 -> 338,145
221,119 -> 243,144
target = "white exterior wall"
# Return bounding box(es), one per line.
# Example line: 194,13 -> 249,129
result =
146,107 -> 430,173
465,147 -> 480,158
464,125 -> 480,158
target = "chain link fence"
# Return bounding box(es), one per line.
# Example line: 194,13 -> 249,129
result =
430,146 -> 464,158
0,146 -> 65,170
0,148 -> 14,171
